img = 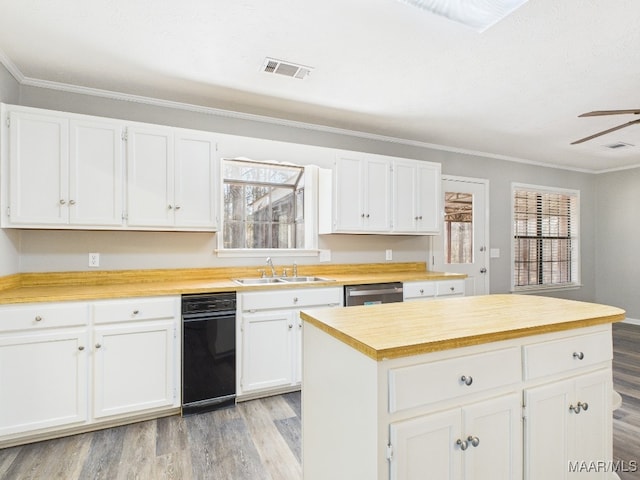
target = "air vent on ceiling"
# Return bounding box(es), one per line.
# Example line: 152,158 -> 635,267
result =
603,141 -> 634,150
262,58 -> 313,80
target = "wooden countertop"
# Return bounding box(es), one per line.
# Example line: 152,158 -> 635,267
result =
299,294 -> 626,361
0,262 -> 464,305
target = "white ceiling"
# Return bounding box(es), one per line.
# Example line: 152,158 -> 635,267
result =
1,0 -> 640,173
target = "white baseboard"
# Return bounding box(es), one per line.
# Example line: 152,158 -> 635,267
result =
622,317 -> 640,326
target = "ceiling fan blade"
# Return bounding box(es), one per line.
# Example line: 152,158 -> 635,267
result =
571,119 -> 640,145
579,109 -> 640,117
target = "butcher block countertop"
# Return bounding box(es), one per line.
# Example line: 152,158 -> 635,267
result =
299,294 -> 626,361
0,262 -> 463,305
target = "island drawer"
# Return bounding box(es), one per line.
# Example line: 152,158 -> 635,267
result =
93,297 -> 178,324
523,330 -> 612,380
388,346 -> 521,413
241,287 -> 342,311
0,302 -> 89,332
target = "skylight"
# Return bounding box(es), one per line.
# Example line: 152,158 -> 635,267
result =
396,0 -> 529,32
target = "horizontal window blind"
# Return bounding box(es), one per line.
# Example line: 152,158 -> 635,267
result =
513,186 -> 579,289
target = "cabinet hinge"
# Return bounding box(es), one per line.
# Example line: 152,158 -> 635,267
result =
121,212 -> 128,221
6,206 -> 10,218
6,116 -> 9,128
386,443 -> 394,462
121,129 -> 128,141
522,405 -> 527,421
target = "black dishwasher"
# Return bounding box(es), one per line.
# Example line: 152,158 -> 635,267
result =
182,292 -> 236,415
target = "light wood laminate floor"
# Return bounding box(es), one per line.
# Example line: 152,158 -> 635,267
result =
1,323 -> 639,479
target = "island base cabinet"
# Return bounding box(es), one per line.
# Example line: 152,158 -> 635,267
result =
92,320 -> 177,419
0,329 -> 88,437
524,369 -> 611,480
389,393 -> 522,480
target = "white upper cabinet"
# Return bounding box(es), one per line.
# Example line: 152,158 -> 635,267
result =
392,159 -> 441,234
4,108 -> 124,228
126,126 -> 218,230
319,151 -> 441,235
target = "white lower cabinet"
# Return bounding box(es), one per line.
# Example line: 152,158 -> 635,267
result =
524,369 -> 611,480
389,393 -> 522,480
0,296 -> 180,445
238,287 -> 342,397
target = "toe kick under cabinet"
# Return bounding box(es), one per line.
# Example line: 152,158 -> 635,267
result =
0,296 -> 180,447
302,323 -> 615,480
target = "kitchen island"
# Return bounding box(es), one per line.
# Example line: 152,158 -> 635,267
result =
300,295 -> 625,480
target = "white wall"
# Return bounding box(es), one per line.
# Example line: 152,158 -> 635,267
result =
0,63 -> 20,276
8,83 -> 597,302
596,168 -> 640,318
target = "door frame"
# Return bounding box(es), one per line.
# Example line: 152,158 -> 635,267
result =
432,175 -> 490,295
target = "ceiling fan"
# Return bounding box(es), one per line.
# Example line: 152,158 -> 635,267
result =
571,109 -> 640,145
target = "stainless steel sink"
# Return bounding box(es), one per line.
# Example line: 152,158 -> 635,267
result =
281,276 -> 333,283
232,277 -> 286,285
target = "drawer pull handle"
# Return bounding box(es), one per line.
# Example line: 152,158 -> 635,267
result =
460,375 -> 473,386
34,316 -> 42,322
467,436 -> 480,447
456,438 -> 469,451
573,351 -> 585,360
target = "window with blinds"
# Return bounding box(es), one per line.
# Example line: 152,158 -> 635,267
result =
512,184 -> 580,290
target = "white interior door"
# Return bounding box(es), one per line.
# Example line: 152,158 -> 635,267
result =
432,176 -> 489,295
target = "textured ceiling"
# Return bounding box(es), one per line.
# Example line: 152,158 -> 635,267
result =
1,0 -> 640,172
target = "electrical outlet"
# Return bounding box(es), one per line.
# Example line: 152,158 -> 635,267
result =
319,249 -> 331,262
88,253 -> 100,268
385,249 -> 393,261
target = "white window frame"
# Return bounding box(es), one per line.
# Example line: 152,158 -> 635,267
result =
511,183 -> 581,293
215,161 -> 319,258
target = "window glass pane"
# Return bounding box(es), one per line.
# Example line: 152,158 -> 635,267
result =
222,159 -> 304,250
444,192 -> 473,264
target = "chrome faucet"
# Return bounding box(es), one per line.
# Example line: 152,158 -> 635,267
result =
266,257 -> 277,277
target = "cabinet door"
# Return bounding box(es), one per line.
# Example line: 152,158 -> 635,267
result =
0,329 -> 88,436
241,311 -> 294,393
126,126 -> 175,227
389,408 -> 462,480
93,320 -> 177,419
364,157 -> 391,231
174,131 -> 217,230
415,162 -> 440,234
463,393 -> 522,480
524,379 -> 572,480
69,119 -> 123,226
392,160 -> 418,232
8,111 -> 69,225
333,155 -> 365,231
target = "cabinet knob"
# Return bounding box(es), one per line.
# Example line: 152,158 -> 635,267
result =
59,199 -> 66,205
366,214 -> 370,218
293,297 -> 299,303
467,436 -> 480,447
361,213 -> 365,218
456,439 -> 469,451
34,315 -> 42,322
288,324 -> 293,329
573,351 -> 584,360
133,310 -> 140,315
460,375 -> 473,386
69,199 -> 76,205
450,286 -> 455,291
298,323 -> 302,328
415,216 -> 419,220
78,346 -> 85,351
175,205 -> 181,210
578,401 -> 589,412
419,289 -> 424,294
95,343 -> 102,349
168,205 -> 173,210
418,215 -> 423,220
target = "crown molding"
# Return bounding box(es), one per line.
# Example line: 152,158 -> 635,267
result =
0,54 -> 609,175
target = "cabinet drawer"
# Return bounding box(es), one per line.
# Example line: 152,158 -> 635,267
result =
403,281 -> 436,300
241,287 -> 342,311
523,330 -> 612,380
436,280 -> 465,297
389,347 -> 521,413
0,302 -> 89,332
93,297 -> 178,324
